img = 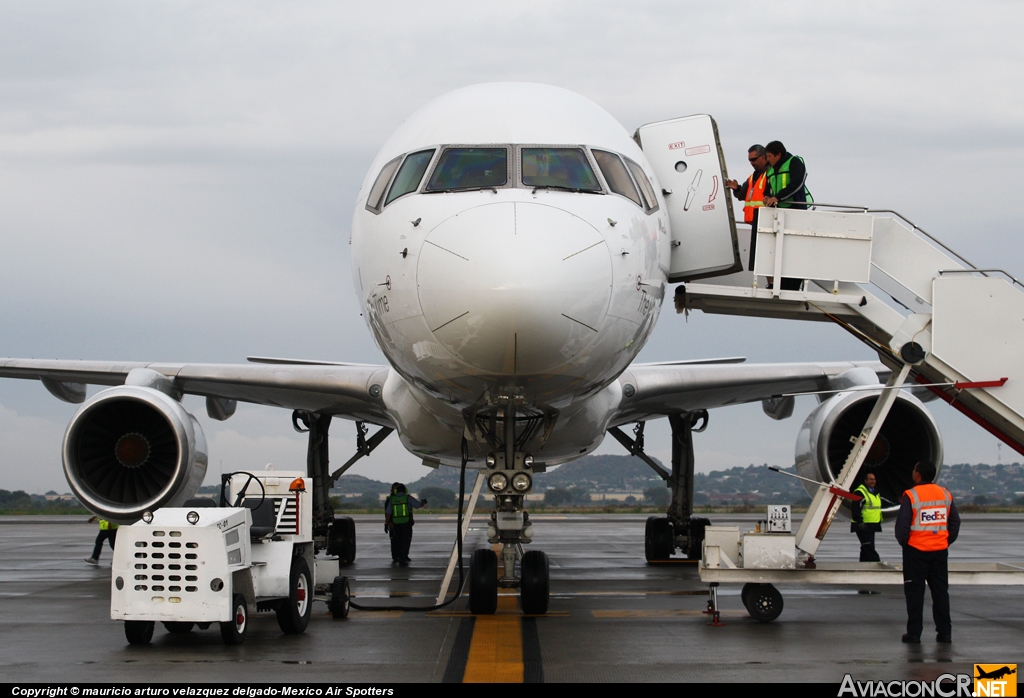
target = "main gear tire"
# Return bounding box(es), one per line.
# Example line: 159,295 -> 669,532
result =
687,517 -> 711,560
469,548 -> 498,615
329,516 -> 357,564
645,516 -> 674,561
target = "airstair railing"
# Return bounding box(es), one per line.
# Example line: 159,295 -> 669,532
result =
797,202 -> 993,280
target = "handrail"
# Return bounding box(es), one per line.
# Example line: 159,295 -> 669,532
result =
796,202 -> 984,274
938,268 -> 1024,291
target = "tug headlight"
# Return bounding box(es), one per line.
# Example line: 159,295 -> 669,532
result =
141,511 -> 154,524
186,511 -> 200,525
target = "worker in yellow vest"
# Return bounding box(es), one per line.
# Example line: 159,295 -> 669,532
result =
851,471 -> 883,562
85,515 -> 118,565
895,461 -> 960,644
384,483 -> 427,567
725,144 -> 769,271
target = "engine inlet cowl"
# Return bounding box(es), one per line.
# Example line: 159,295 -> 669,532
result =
63,385 -> 208,523
795,389 -> 942,515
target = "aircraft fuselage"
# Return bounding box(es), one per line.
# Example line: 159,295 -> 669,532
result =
350,84 -> 670,465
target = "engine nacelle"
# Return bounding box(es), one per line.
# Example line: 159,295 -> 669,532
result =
63,386 -> 208,523
795,389 -> 942,514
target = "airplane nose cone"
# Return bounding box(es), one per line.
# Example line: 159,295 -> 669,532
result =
417,201 -> 612,374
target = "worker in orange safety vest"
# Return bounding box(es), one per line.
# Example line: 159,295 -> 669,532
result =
726,144 -> 769,271
894,461 -> 960,644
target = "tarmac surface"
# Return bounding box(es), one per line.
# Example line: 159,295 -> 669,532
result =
0,512 -> 1022,683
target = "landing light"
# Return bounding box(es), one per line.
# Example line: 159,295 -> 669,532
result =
485,454 -> 496,467
488,472 -> 508,493
511,472 -> 532,492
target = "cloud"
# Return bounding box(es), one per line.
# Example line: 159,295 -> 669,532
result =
1,1 -> 1021,495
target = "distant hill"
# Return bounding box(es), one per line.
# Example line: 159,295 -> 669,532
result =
200,457 -> 1024,507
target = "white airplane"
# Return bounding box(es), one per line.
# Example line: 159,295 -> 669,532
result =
0,83 -> 940,614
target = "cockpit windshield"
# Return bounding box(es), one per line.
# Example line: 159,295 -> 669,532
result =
521,148 -> 601,192
425,148 -> 508,191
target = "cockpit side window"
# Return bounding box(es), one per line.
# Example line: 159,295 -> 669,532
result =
385,149 -> 435,206
624,157 -> 659,213
593,150 -> 642,207
521,148 -> 601,192
366,156 -> 402,212
425,148 -> 508,192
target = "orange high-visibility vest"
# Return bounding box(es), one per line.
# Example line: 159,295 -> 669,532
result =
906,483 -> 952,551
744,170 -> 767,223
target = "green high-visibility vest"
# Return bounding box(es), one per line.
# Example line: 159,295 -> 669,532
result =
99,519 -> 117,531
854,485 -> 883,524
766,155 -> 813,208
390,494 -> 411,524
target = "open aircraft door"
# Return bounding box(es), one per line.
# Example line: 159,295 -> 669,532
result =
636,115 -> 741,282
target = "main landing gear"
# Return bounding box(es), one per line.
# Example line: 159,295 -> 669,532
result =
467,399 -> 551,615
293,411 -> 393,559
610,411 -> 712,562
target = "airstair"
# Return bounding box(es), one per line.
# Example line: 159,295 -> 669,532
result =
675,205 -> 1024,555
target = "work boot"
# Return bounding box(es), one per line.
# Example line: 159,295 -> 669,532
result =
85,557 -> 98,565
902,634 -> 920,644
936,635 -> 952,643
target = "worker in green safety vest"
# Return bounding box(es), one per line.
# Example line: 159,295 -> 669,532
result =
85,515 -> 118,565
763,140 -> 814,291
851,471 -> 883,562
384,483 -> 427,567
763,140 -> 813,210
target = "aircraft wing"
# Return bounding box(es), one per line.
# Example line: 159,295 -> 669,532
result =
612,360 -> 889,425
0,359 -> 393,425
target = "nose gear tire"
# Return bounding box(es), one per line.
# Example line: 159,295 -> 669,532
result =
469,548 -> 498,615
520,550 -> 550,614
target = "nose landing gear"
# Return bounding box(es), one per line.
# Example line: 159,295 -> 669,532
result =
469,465 -> 550,615
467,398 -> 551,615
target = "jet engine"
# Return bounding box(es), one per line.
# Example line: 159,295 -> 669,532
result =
63,385 -> 208,522
795,389 -> 942,514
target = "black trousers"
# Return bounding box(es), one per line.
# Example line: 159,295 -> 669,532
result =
390,522 -> 413,562
856,529 -> 880,562
902,546 -> 950,639
91,529 -> 117,560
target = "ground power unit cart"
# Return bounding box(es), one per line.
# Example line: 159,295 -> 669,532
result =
110,470 -> 352,645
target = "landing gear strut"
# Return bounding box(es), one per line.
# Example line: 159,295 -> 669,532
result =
610,412 -> 711,561
468,398 -> 550,615
292,411 -> 393,556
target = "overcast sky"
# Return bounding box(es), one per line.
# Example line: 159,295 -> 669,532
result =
2,1 -> 1022,493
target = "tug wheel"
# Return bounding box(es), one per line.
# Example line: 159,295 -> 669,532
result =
744,583 -> 783,623
276,557 -> 313,634
124,621 -> 154,645
220,594 -> 248,645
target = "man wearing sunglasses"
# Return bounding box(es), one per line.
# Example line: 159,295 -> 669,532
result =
726,144 -> 769,270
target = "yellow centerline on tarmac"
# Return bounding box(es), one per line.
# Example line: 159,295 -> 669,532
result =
462,594 -> 525,683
